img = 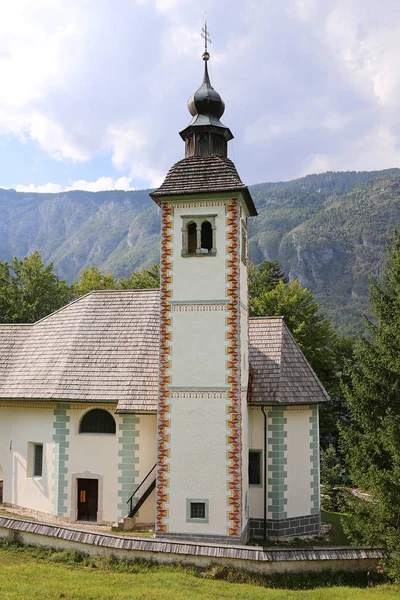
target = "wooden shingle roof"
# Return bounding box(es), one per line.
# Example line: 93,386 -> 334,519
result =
150,155 -> 257,216
0,293 -> 327,410
249,317 -> 329,405
0,290 -> 159,412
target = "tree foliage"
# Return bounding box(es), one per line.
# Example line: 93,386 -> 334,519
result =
340,232 -> 400,550
72,263 -> 161,298
250,274 -> 337,388
0,251 -> 71,323
249,262 -> 354,449
248,260 -> 287,300
320,444 -> 346,512
119,264 -> 160,290
72,266 -> 116,298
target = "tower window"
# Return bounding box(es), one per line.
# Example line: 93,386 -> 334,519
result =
187,222 -> 197,254
186,498 -> 209,523
201,221 -> 213,252
181,215 -> 216,257
79,409 -> 116,434
241,221 -> 248,265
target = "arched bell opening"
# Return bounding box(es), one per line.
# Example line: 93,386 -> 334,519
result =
187,222 -> 197,254
201,221 -> 213,253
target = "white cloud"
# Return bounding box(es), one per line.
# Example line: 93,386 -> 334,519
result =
325,0 -> 400,107
13,182 -> 63,194
302,154 -> 330,176
0,0 -> 400,188
65,176 -> 138,192
10,176 -> 139,194
287,0 -> 317,21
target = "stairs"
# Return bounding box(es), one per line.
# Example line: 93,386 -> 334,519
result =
118,464 -> 156,529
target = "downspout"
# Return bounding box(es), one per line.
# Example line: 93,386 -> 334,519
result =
261,406 -> 267,540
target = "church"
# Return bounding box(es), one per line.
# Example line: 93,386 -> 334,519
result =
0,48 -> 328,544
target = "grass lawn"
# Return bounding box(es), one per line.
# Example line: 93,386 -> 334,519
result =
0,543 -> 398,600
321,510 -> 352,546
251,510 -> 352,548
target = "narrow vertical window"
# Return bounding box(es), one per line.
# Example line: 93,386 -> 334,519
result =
201,221 -> 213,253
249,450 -> 261,485
187,222 -> 197,254
241,222 -> 247,265
34,444 -> 43,477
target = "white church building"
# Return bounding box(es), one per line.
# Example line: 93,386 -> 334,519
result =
0,50 -> 328,544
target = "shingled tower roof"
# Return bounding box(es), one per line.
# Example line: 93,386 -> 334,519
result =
150,155 -> 257,215
150,46 -> 257,216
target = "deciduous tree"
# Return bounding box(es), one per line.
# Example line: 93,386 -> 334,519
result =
119,264 -> 160,290
0,251 -> 71,323
72,266 -> 116,297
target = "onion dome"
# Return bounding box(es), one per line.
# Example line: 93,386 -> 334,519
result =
187,52 -> 225,123
179,51 -> 233,158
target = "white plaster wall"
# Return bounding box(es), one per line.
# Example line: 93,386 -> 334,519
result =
135,414 -> 157,524
167,398 -> 229,535
241,306 -> 249,388
0,407 -> 54,513
248,408 -> 268,519
172,203 -> 228,302
285,408 -> 313,518
68,409 -> 120,523
241,390 -> 249,531
170,310 -> 227,388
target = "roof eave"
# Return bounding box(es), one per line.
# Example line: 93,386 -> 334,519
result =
150,186 -> 257,217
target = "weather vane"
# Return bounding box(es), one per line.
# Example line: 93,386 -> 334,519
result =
201,12 -> 211,57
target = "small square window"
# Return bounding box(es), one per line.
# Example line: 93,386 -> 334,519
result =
186,498 -> 209,523
249,450 -> 262,486
33,444 -> 43,477
190,502 -> 205,519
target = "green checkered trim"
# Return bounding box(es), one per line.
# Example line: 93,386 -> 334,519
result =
118,415 -> 140,520
52,405 -> 70,516
267,407 -> 287,520
309,406 -> 320,515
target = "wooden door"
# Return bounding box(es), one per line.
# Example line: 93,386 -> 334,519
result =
77,478 -> 98,521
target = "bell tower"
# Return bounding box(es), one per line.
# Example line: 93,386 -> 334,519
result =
150,32 -> 257,544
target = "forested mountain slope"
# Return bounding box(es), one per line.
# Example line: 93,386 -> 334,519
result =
1,168 -> 399,334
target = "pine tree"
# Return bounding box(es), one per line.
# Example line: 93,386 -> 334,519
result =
341,232 -> 400,549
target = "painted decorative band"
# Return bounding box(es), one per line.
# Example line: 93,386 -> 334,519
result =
225,199 -> 242,537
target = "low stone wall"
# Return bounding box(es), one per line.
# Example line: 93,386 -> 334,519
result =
0,516 -> 384,575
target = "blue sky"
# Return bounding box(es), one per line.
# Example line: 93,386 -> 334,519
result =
0,0 -> 399,192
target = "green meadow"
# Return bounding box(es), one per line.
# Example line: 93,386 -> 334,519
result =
0,542 -> 398,600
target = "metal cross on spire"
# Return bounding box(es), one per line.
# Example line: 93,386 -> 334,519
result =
201,12 -> 211,57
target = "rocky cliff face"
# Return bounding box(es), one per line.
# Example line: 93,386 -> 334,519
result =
1,168 -> 400,334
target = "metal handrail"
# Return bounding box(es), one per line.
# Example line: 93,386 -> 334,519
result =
126,463 -> 156,514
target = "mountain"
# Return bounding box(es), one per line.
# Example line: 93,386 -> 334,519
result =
1,168 -> 400,335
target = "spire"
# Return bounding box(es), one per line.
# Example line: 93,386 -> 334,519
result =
179,17 -> 233,158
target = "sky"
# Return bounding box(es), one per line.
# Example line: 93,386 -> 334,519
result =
0,0 -> 400,192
